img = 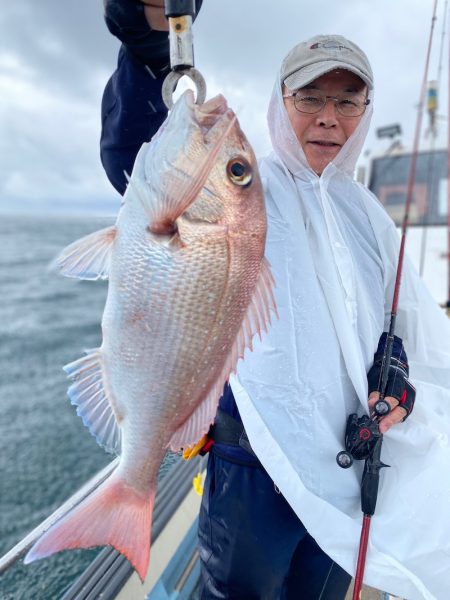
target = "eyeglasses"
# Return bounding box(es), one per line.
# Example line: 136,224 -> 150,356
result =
282,89 -> 370,117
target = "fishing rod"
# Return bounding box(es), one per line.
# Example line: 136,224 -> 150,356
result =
337,1 -> 439,597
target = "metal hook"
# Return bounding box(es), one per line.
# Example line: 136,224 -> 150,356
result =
162,68 -> 207,109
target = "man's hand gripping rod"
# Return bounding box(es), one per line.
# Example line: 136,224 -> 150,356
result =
162,0 -> 206,109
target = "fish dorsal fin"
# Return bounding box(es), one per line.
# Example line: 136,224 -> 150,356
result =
53,225 -> 117,280
169,257 -> 277,450
64,348 -> 121,455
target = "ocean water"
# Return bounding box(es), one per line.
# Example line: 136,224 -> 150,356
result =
0,213 -> 177,599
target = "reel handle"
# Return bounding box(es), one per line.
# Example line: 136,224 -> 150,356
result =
373,399 -> 391,418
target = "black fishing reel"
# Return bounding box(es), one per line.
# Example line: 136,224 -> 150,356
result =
336,400 -> 390,469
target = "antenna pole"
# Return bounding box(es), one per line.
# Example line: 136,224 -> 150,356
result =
447,2 -> 450,308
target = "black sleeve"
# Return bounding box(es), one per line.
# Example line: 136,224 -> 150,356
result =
100,0 -> 203,195
104,0 -> 172,70
100,46 -> 168,195
100,0 -> 169,196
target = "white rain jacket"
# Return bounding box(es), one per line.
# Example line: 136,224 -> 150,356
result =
230,78 -> 450,599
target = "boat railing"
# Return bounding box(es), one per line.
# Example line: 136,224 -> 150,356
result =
62,455 -> 202,600
0,454 -> 202,599
0,457 -> 119,576
0,455 -> 406,600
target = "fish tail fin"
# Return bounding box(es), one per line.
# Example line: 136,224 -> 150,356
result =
24,473 -> 155,582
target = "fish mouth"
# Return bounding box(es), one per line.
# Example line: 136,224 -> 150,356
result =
171,90 -> 233,137
190,93 -> 235,140
185,91 -> 243,171
178,90 -> 239,149
195,94 -> 229,120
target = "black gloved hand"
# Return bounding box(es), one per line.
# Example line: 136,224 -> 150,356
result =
104,0 -> 169,70
367,332 -> 416,420
104,0 -> 203,70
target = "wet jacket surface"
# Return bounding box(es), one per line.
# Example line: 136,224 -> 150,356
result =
99,11 -> 450,598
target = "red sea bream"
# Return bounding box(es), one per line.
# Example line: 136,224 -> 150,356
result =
24,91 -> 276,580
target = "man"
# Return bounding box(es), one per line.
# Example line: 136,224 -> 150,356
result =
101,3 -> 448,599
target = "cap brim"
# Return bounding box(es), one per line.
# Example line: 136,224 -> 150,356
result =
284,60 -> 373,90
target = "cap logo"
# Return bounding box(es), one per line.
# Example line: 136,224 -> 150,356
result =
310,41 -> 353,52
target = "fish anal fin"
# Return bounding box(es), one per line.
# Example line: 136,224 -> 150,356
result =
53,225 -> 116,280
64,348 -> 121,455
169,256 -> 277,450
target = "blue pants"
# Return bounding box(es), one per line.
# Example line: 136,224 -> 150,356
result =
198,451 -> 351,599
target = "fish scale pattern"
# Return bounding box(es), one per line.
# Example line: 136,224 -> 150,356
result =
26,91 -> 275,581
103,200 -> 260,463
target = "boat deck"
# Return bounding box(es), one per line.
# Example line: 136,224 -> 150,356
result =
0,455 -> 403,600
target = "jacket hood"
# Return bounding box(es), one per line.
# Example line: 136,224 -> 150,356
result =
267,72 -> 374,178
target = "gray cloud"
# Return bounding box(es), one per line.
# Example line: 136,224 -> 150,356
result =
1,2 -> 116,96
0,0 -> 447,213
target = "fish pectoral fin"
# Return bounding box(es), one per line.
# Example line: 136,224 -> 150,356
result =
219,255 -> 277,372
64,348 -> 121,455
169,377 -> 226,451
240,256 -> 278,347
52,225 -> 117,280
169,257 -> 277,452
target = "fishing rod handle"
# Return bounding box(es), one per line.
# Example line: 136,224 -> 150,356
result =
360,439 -> 389,516
361,463 -> 381,516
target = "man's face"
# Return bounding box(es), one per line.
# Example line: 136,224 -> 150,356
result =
283,70 -> 367,176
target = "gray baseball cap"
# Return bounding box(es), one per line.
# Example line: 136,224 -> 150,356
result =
281,34 -> 373,90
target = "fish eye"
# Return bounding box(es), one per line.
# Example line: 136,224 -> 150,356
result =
226,157 -> 252,187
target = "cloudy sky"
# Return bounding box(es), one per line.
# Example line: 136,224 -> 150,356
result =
1,0 -> 448,214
